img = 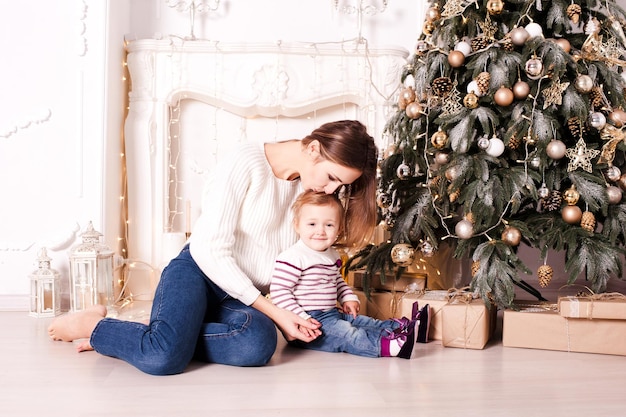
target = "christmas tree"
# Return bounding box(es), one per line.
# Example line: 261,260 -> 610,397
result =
349,0 -> 626,308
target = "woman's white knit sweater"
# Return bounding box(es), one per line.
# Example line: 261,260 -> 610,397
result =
189,142 -> 302,306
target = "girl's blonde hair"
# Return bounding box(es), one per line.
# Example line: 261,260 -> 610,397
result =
300,120 -> 378,250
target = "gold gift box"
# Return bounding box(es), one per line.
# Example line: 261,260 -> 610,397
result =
503,305 -> 626,356
558,293 -> 626,320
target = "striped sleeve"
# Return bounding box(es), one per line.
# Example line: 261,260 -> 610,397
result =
270,260 -> 310,319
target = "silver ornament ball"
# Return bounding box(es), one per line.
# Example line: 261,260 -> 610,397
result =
606,166 -> 622,182
575,74 -> 594,93
589,112 -> 607,130
455,219 -> 474,239
477,136 -> 490,150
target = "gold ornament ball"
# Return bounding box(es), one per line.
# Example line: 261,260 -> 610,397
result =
486,0 -> 504,15
405,102 -> 423,119
609,109 -> 626,128
391,243 -> 415,267
494,86 -> 515,106
463,92 -> 479,109
501,225 -> 522,246
546,140 -> 566,159
562,205 -> 582,224
513,81 -> 530,100
574,74 -> 593,93
425,6 -> 441,21
607,185 -> 623,204
563,186 -> 580,205
431,130 -> 449,149
448,50 -> 465,68
401,87 -> 416,104
555,38 -> 571,53
423,20 -> 436,35
455,219 -> 474,239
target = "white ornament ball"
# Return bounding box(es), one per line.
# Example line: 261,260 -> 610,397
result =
486,137 -> 505,157
546,140 -> 566,159
455,219 -> 474,239
467,80 -> 484,97
525,22 -> 544,38
454,41 -> 472,57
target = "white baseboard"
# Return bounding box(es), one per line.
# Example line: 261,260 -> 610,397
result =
0,294 -> 28,311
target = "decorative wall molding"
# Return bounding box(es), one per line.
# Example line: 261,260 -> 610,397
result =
0,108 -> 52,139
124,38 -> 408,270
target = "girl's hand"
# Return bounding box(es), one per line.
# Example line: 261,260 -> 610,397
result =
341,300 -> 360,318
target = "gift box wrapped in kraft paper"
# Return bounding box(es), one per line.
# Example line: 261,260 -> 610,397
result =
397,290 -> 451,340
441,296 -> 497,349
503,303 -> 626,356
558,292 -> 626,320
352,289 -> 397,320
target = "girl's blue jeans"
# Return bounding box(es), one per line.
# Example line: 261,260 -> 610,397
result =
289,308 -> 401,357
90,245 -> 277,375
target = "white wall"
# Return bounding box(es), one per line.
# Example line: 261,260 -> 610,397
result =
0,0 -> 420,310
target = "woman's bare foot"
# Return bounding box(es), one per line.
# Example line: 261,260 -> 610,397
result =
48,305 -> 107,343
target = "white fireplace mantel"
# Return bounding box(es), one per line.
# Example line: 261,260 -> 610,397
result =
124,38 -> 408,275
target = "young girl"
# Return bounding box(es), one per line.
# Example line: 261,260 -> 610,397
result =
270,190 -> 429,359
49,120 -> 379,375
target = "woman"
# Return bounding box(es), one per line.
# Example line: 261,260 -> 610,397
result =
49,120 -> 378,375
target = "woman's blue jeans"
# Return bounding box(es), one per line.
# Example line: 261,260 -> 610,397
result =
90,245 -> 277,375
289,308 -> 400,357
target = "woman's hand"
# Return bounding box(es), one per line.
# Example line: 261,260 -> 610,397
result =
252,295 -> 321,342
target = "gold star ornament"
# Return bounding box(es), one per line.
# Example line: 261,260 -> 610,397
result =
542,80 -> 570,109
565,138 -> 600,173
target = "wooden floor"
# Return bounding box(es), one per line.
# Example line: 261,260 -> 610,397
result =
3,306 -> 626,417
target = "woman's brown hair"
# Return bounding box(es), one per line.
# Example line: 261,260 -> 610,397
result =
301,120 -> 378,250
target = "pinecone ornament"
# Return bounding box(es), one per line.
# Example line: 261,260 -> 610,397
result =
432,77 -> 454,97
589,86 -> 604,108
500,36 -> 514,52
567,4 -> 582,24
542,190 -> 563,211
507,133 -> 522,149
538,264 -> 554,288
471,36 -> 489,52
475,72 -> 491,96
581,211 -> 596,232
567,116 -> 586,138
471,260 -> 480,277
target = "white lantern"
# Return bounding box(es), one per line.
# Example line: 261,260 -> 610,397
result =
69,221 -> 115,311
29,247 -> 61,318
